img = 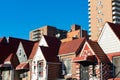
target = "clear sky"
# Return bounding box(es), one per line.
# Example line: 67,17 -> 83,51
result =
0,0 -> 88,39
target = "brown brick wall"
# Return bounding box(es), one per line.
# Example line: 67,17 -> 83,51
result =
48,63 -> 60,80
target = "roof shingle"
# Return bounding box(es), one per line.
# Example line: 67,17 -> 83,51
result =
59,38 -> 85,55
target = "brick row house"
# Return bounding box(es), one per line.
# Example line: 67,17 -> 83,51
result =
0,22 -> 120,80
58,22 -> 120,80
0,36 -> 61,80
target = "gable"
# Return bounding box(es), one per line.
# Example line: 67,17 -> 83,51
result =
33,47 -> 46,62
39,36 -> 48,47
80,42 -> 95,57
16,42 -> 27,63
98,23 -> 120,54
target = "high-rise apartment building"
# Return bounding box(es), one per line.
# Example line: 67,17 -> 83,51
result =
30,26 -> 67,41
89,0 -> 120,40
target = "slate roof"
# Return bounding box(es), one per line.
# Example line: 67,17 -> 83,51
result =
59,38 -> 85,55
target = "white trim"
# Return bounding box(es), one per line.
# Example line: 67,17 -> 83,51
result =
97,23 -> 108,42
58,52 -> 75,56
80,41 -> 95,57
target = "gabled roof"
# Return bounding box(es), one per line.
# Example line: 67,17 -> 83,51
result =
107,22 -> 120,40
40,36 -> 61,62
73,40 -> 110,63
29,35 -> 61,61
88,40 -> 110,63
59,38 -> 85,55
9,37 -> 35,58
0,37 -> 7,43
43,35 -> 61,47
4,37 -> 35,68
29,41 -> 39,59
40,46 -> 59,62
0,43 -> 10,64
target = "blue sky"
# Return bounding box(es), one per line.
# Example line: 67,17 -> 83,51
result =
0,0 -> 88,39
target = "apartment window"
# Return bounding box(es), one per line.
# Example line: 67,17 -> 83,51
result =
98,10 -> 101,14
63,58 -> 72,75
37,60 -> 44,77
98,1 -> 102,6
98,18 -> 102,23
113,56 -> 120,78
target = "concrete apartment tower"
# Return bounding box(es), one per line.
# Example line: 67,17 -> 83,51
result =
30,26 -> 67,41
89,0 -> 120,40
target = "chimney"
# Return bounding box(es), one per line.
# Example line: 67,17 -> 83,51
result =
71,24 -> 81,31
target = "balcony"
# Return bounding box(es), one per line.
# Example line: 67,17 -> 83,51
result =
89,24 -> 91,27
112,2 -> 120,7
88,7 -> 90,11
113,16 -> 120,19
113,11 -> 120,15
113,20 -> 120,24
89,28 -> 91,31
112,7 -> 120,11
88,10 -> 91,14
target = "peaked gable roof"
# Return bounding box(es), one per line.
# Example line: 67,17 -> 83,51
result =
4,37 -> 35,68
74,40 -> 110,63
59,38 -> 85,55
9,37 -> 35,58
43,35 -> 61,47
40,46 -> 59,62
107,22 -> 120,40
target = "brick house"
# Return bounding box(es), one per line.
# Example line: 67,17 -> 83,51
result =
14,37 -> 35,80
0,37 -> 35,80
30,35 -> 61,80
58,38 -> 85,79
73,40 -> 111,80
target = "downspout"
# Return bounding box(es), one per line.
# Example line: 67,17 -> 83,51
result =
100,62 -> 102,80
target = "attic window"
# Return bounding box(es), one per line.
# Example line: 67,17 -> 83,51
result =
19,49 -> 22,56
24,55 -> 25,57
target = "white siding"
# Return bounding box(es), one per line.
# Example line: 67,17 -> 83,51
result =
16,42 -> 27,63
39,36 -> 48,47
98,23 -> 120,53
31,47 -> 47,80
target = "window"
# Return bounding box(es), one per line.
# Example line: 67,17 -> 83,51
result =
63,59 -> 72,75
37,60 -> 44,77
98,10 -> 101,14
113,56 -> 120,78
98,1 -> 102,6
19,49 -> 22,56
